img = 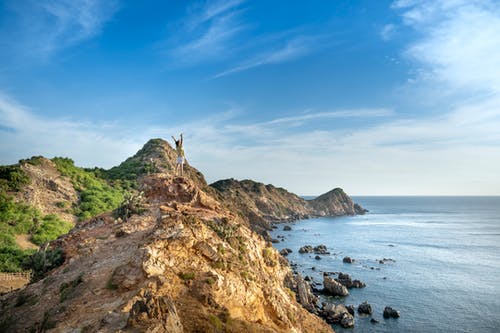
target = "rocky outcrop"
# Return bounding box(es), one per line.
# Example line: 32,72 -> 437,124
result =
336,272 -> 366,289
383,306 -> 400,318
0,174 -> 333,332
211,178 -> 366,235
308,188 -> 366,216
323,275 -> 349,297
343,256 -> 354,263
358,301 -> 373,315
322,303 -> 354,328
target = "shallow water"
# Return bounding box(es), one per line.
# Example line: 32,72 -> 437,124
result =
270,196 -> 500,332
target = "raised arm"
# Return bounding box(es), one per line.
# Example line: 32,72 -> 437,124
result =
180,133 -> 183,146
171,135 -> 176,143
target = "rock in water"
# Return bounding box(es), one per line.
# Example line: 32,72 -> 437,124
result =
313,244 -> 330,254
323,276 -> 349,297
279,248 -> 292,256
343,256 -> 354,263
299,245 -> 314,253
383,306 -> 400,318
358,301 -> 373,315
283,225 -> 292,231
323,304 -> 355,328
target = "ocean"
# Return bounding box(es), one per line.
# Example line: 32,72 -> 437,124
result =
270,196 -> 500,333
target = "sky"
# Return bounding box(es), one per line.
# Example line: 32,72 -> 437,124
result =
1,0 -> 500,196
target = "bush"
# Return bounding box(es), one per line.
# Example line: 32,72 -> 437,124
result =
23,247 -> 65,282
0,165 -> 30,191
52,157 -> 124,220
31,215 -> 72,245
178,272 -> 195,280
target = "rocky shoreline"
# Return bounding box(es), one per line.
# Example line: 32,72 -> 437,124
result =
279,238 -> 400,329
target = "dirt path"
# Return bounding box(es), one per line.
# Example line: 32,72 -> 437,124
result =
15,234 -> 38,250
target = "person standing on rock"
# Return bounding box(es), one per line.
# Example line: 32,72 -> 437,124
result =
172,133 -> 185,177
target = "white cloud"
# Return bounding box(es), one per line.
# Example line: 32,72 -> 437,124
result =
2,91 -> 500,195
212,36 -> 316,78
380,24 -> 396,41
393,0 -> 500,93
167,0 -> 246,65
3,0 -> 119,59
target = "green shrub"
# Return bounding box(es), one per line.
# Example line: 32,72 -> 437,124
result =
31,215 -> 72,245
52,157 -> 125,220
24,247 -> 65,281
0,165 -> 30,191
178,272 -> 195,280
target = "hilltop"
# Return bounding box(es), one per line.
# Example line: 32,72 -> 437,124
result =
0,138 -> 365,332
211,179 -> 366,236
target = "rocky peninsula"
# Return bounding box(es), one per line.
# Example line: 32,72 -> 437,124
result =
0,138 -> 365,332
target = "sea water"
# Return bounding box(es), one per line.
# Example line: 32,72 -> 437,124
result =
270,197 -> 500,332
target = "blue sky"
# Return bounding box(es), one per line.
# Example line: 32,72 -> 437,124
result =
1,0 -> 500,195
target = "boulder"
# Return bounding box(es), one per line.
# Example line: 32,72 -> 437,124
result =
299,245 -> 313,253
323,304 -> 354,328
335,272 -> 365,289
323,276 -> 349,297
357,301 -> 373,315
343,256 -> 354,263
313,244 -> 330,254
315,255 -> 321,260
283,225 -> 292,231
279,248 -> 292,256
371,318 -> 379,324
294,274 -> 318,312
383,306 -> 400,318
352,279 -> 366,288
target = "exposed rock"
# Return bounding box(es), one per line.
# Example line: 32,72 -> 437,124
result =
343,256 -> 354,263
322,303 -> 355,328
271,238 -> 280,243
0,170 -> 333,332
379,258 -> 396,264
383,306 -> 400,318
127,292 -> 183,332
358,301 -> 373,315
335,272 -> 366,289
289,274 -> 319,312
313,244 -> 330,254
299,245 -> 314,253
323,276 -> 349,297
308,188 -> 363,217
314,255 -> 321,260
279,248 -> 292,256
371,318 -> 379,324
283,225 -> 292,231
210,179 -> 365,235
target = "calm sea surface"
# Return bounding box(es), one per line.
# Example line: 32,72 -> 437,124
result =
270,196 -> 500,332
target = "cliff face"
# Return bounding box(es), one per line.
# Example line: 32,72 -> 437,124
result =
211,179 -> 366,235
211,179 -> 311,235
0,142 -> 333,333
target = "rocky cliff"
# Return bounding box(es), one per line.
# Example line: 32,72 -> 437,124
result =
0,140 -> 333,333
0,174 -> 332,333
211,179 -> 366,235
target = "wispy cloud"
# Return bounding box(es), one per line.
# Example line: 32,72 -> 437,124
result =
212,35 -> 316,78
166,0 -> 246,65
393,0 -> 500,93
2,0 -> 119,59
380,24 -> 396,41
2,90 -> 500,195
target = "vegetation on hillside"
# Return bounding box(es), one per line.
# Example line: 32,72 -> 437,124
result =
52,157 -> 125,220
0,192 -> 71,272
0,165 -> 30,192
